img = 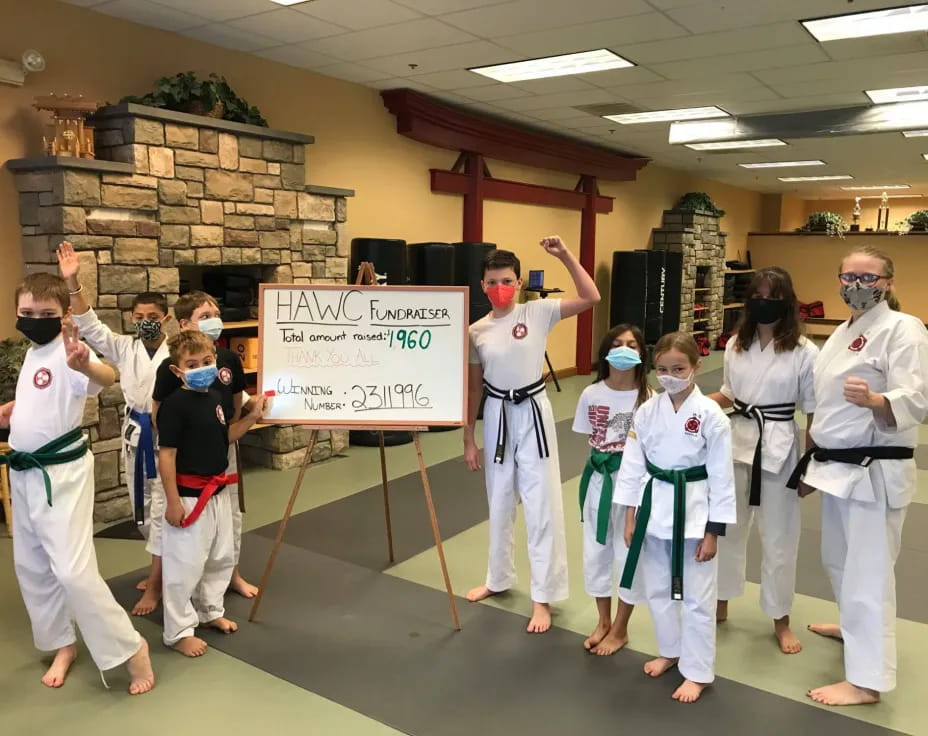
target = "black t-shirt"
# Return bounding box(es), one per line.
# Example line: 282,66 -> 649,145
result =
153,346 -> 246,421
157,387 -> 229,497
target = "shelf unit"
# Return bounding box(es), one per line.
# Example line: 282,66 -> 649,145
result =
723,302 -> 744,310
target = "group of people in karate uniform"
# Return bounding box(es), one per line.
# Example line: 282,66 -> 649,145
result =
465,238 -> 928,706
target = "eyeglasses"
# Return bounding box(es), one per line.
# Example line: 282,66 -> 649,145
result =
838,272 -> 887,285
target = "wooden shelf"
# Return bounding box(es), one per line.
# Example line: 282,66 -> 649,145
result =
689,329 -> 707,335
694,287 -> 711,292
223,320 -> 258,330
244,369 -> 258,376
693,306 -> 709,312
725,269 -> 755,274
723,302 -> 744,310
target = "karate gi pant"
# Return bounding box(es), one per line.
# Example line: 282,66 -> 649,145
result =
12,453 -> 143,670
821,490 -> 906,692
227,443 -> 243,566
481,393 -> 568,603
582,470 -> 645,604
123,441 -> 166,557
717,461 -> 800,619
161,491 -> 235,646
643,535 -> 718,684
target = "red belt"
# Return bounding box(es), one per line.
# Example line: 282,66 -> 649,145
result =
176,473 -> 238,528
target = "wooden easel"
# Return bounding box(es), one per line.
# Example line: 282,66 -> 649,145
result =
248,263 -> 462,631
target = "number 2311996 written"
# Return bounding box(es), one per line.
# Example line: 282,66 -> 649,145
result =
350,383 -> 431,411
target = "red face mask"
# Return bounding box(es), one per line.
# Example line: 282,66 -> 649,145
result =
486,284 -> 516,308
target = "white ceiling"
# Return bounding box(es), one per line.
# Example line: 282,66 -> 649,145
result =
63,0 -> 928,197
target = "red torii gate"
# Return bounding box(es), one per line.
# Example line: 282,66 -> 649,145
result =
381,89 -> 648,374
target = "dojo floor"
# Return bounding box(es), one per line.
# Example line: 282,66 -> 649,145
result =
1,351 -> 926,736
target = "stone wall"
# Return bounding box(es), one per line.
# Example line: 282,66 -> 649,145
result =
7,104 -> 354,521
651,209 -> 726,345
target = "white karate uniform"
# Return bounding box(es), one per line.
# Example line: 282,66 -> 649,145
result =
469,299 -> 568,603
572,382 -> 647,603
614,387 -> 736,683
806,301 -> 928,692
227,442 -> 242,565
72,308 -> 169,554
716,336 -> 818,619
9,337 -> 142,670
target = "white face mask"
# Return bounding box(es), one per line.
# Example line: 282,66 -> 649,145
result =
658,372 -> 693,395
197,316 -> 224,341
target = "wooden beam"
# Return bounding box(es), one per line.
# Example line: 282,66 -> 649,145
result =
577,175 -> 598,375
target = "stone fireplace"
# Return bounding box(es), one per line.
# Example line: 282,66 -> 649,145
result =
7,104 -> 353,520
651,209 -> 726,345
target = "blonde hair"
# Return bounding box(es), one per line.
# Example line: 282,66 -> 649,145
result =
168,330 -> 216,366
845,245 -> 900,311
654,331 -> 700,366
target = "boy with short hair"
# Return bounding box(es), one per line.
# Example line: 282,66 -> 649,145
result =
0,273 -> 154,693
152,291 -> 255,598
57,241 -> 171,616
158,330 -> 265,656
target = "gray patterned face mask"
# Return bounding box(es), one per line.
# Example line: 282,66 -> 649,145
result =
840,283 -> 884,312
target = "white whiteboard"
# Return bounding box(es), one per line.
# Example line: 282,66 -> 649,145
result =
258,284 -> 469,427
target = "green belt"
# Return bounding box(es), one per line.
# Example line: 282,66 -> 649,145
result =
0,428 -> 88,507
619,460 -> 708,601
579,450 -> 622,545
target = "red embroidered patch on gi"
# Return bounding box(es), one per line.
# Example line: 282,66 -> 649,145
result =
33,368 -> 52,389
512,323 -> 528,340
216,405 -> 226,425
848,335 -> 867,352
218,366 -> 232,385
684,415 -> 701,435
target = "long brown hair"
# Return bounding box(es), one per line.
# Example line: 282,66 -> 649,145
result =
844,245 -> 901,311
654,331 -> 700,366
734,267 -> 802,353
594,323 -> 650,408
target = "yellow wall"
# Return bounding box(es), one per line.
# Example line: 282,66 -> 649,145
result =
747,233 -> 928,322
802,198 -> 926,232
0,0 -> 766,371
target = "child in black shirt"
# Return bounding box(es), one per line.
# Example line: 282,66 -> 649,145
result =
158,330 -> 265,657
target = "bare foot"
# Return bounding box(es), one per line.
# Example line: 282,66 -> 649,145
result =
173,636 -> 208,657
526,602 -> 551,634
584,621 -> 610,650
716,600 -> 728,623
775,617 -> 802,654
136,577 -> 149,591
229,570 -> 258,599
466,585 -> 500,603
131,586 -> 161,616
41,644 -> 77,688
644,656 -> 678,678
206,617 -> 239,634
592,631 -> 629,656
126,638 -> 155,695
808,623 -> 843,642
808,680 -> 879,706
673,679 -> 707,703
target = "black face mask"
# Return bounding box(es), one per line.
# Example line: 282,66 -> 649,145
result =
17,316 -> 62,345
747,298 -> 787,325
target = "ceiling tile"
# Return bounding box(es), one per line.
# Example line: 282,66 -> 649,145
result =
297,0 -> 424,30
254,43 -> 340,69
601,72 -> 762,101
92,0 -> 209,31
360,40 -> 519,77
392,0 -> 510,12
769,68 -> 928,98
523,107 -> 600,121
754,51 -> 928,86
580,67 -> 666,89
724,92 -> 869,115
650,44 -> 829,80
226,9 -> 348,44
312,62 -> 391,83
147,0 -> 271,22
308,19 -> 476,61
456,84 -> 532,101
428,90 -> 482,105
367,77 -> 437,92
493,88 -> 616,112
510,77 -> 598,94
665,0 -> 824,34
440,0 -> 652,36
59,0 -> 109,6
181,23 -> 279,52
405,69 -> 497,90
820,30 -> 928,61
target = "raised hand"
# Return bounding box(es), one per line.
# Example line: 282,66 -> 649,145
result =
63,323 -> 90,372
56,241 -> 81,283
540,235 -> 568,259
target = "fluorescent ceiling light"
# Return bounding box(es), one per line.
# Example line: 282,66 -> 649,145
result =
778,175 -> 853,182
470,49 -> 633,83
923,153 -> 928,160
739,160 -> 825,169
867,86 -> 928,104
903,129 -> 928,137
270,0 -> 312,5
604,106 -> 728,125
858,194 -> 921,199
802,4 -> 928,42
841,184 -> 911,190
685,139 -> 786,151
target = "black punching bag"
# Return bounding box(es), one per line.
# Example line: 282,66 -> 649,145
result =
350,238 -> 407,285
452,241 -> 496,324
406,243 -> 455,285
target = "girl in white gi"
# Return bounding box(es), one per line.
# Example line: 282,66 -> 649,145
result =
57,241 -> 171,617
464,237 -> 600,634
616,332 -> 736,703
708,267 -> 817,654
572,323 -> 650,655
788,246 -> 928,706
0,273 -> 154,694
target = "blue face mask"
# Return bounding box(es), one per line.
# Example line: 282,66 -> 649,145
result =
197,317 -> 224,341
605,346 -> 641,371
184,364 -> 218,390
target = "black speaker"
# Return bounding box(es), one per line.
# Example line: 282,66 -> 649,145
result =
350,238 -> 407,285
660,250 -> 683,335
407,242 -> 455,285
452,241 -> 496,324
610,250 -> 648,330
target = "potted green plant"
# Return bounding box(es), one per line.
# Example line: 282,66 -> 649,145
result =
907,210 -> 928,231
0,337 -> 29,404
121,72 -> 268,127
676,192 -> 725,217
802,211 -> 848,237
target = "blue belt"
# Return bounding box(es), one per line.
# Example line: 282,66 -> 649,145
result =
129,409 -> 156,526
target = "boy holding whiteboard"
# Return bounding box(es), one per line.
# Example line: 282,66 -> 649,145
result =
464,236 -> 600,633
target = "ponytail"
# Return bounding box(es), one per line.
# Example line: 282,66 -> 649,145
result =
885,288 -> 901,311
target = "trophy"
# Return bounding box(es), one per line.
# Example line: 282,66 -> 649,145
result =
850,197 -> 861,232
877,191 -> 890,231
34,93 -> 100,159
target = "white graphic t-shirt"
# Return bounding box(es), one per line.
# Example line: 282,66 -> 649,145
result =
572,382 -> 643,453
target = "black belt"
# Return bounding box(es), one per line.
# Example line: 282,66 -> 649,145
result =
731,400 -> 795,506
786,445 -> 914,489
483,377 -> 548,464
